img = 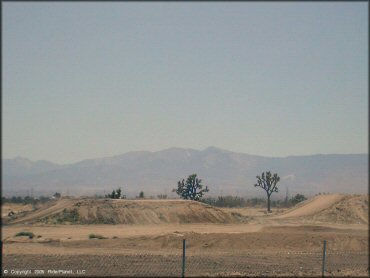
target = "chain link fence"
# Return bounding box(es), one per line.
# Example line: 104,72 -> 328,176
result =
2,244 -> 369,276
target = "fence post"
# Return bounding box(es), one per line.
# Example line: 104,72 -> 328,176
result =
182,239 -> 186,278
322,240 -> 326,277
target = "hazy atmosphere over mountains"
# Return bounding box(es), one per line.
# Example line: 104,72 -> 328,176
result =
3,147 -> 367,198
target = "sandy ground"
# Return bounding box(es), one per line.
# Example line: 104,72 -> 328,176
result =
2,222 -> 368,254
2,223 -> 264,243
223,207 -> 288,217
2,194 -> 369,277
2,223 -> 368,277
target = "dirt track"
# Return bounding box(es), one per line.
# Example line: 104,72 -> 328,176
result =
4,198 -> 241,225
5,199 -> 75,225
2,194 -> 369,277
6,194 -> 367,226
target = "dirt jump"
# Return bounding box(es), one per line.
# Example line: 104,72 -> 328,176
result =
273,194 -> 368,224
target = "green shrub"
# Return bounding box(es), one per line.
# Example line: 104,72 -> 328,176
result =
15,231 -> 35,239
50,208 -> 80,224
290,194 -> 307,205
88,233 -> 107,239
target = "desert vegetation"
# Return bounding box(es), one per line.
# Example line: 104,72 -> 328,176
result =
2,195 -> 53,205
200,194 -> 307,208
14,231 -> 35,239
88,233 -> 107,239
137,191 -> 145,199
254,171 -> 280,212
157,194 -> 167,199
105,187 -> 126,199
173,174 -> 209,201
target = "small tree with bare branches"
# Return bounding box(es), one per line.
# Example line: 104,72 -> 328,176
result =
254,171 -> 280,212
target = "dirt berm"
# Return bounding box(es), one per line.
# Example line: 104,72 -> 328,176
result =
5,198 -> 243,225
274,194 -> 368,224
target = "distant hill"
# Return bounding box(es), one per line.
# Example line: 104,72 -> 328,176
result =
2,147 -> 368,197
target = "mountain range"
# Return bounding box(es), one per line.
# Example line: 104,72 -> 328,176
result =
2,147 -> 368,198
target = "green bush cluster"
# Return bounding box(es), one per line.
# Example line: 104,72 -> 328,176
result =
105,188 -> 126,199
201,196 -> 247,208
201,194 -> 307,208
15,231 -> 35,239
2,196 -> 51,205
40,208 -> 79,224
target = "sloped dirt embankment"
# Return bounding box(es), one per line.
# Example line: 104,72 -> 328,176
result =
274,194 -> 368,224
4,198 -> 243,225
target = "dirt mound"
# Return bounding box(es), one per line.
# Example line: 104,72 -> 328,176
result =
4,199 -> 76,225
2,204 -> 35,218
5,198 -> 241,225
275,194 -> 368,224
306,194 -> 368,224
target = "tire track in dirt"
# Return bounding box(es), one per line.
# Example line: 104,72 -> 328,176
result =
7,199 -> 76,224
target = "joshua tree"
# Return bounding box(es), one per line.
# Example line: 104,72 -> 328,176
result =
173,174 -> 209,201
254,171 -> 280,212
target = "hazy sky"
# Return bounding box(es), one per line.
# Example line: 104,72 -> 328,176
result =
3,2 -> 368,164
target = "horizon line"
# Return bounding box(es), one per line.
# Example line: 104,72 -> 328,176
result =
3,146 -> 368,165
